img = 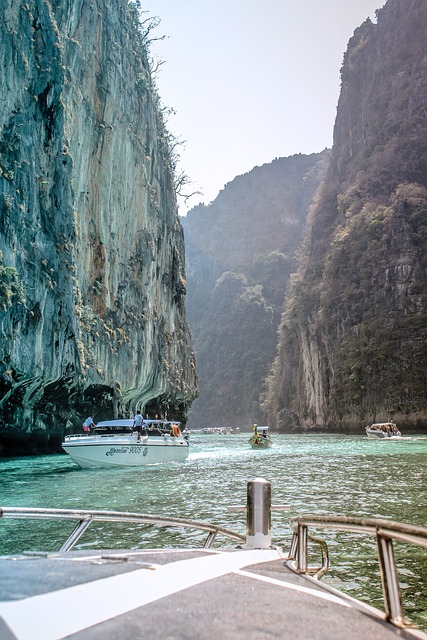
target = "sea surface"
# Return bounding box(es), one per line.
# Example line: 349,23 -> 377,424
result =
0,432 -> 426,630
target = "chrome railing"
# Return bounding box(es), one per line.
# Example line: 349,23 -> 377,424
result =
287,514 -> 427,628
2,480 -> 426,632
0,506 -> 245,552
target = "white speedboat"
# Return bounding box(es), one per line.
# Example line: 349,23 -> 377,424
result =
365,422 -> 402,439
249,425 -> 272,448
62,419 -> 189,468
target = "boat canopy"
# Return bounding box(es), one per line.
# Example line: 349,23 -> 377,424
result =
96,419 -> 133,427
93,419 -> 178,434
255,426 -> 270,433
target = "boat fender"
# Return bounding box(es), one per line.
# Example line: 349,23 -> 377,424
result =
172,424 -> 181,437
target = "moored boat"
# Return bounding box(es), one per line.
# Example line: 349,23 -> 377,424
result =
202,426 -> 230,434
62,418 -> 189,468
365,422 -> 402,439
249,425 -> 272,448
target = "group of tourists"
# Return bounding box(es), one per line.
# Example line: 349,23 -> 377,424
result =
132,411 -> 181,440
82,411 -> 181,441
381,421 -> 400,436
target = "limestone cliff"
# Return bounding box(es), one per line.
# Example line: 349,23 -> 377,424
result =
182,153 -> 328,428
265,0 -> 427,432
0,0 -> 197,455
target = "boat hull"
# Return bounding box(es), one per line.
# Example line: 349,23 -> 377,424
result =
366,430 -> 401,439
249,438 -> 272,449
62,437 -> 189,469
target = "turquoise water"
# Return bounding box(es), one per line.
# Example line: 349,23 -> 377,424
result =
0,433 -> 426,629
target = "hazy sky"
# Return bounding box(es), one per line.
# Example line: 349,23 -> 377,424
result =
146,0 -> 384,211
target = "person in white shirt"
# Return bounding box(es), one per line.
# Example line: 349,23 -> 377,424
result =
133,411 -> 144,441
83,415 -> 95,432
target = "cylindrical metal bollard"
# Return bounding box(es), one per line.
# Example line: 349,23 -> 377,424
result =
246,478 -> 271,548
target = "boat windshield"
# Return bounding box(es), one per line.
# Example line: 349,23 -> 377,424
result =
93,425 -> 133,434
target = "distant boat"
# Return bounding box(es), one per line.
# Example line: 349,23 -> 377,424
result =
62,419 -> 189,468
249,425 -> 272,449
202,427 -> 230,434
365,422 -> 402,439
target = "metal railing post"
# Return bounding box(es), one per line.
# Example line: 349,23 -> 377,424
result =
246,478 -> 271,548
297,523 -> 308,573
60,518 -> 93,552
288,532 -> 298,560
203,530 -> 218,548
377,533 -> 404,626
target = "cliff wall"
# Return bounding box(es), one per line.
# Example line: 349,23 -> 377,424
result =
265,0 -> 427,432
0,0 -> 197,454
182,153 -> 328,428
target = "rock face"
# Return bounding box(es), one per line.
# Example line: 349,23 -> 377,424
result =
182,153 -> 328,428
0,0 -> 197,455
264,0 -> 427,432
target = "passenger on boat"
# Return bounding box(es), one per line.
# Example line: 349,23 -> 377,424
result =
132,411 -> 144,442
252,424 -> 258,444
83,415 -> 95,433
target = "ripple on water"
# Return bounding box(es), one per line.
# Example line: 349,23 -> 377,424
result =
0,433 -> 426,629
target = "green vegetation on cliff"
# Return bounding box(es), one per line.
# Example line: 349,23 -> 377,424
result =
264,0 -> 427,432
